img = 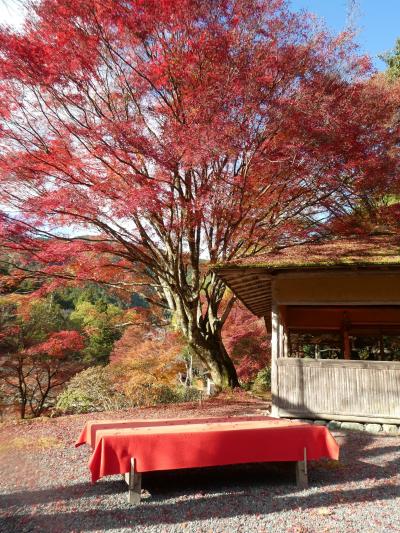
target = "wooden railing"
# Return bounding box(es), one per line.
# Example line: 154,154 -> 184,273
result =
276,358 -> 400,423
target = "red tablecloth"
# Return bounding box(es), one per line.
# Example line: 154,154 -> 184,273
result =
78,417 -> 339,483
76,415 -> 277,449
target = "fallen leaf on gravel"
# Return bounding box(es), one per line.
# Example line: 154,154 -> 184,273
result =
1,397 -> 399,533
314,459 -> 344,470
317,507 -> 333,516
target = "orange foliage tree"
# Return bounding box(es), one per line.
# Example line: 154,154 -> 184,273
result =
109,312 -> 187,404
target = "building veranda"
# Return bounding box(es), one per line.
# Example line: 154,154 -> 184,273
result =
215,236 -> 400,424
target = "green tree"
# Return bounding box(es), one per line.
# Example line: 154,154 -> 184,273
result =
53,284 -> 127,311
70,300 -> 126,365
23,299 -> 66,344
381,38 -> 400,80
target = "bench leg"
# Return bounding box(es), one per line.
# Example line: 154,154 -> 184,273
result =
295,447 -> 308,489
124,458 -> 142,504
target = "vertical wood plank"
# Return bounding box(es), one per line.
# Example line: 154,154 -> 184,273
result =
271,299 -> 280,417
277,358 -> 400,420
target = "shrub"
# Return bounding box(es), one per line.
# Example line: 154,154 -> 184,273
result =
252,366 -> 271,394
123,383 -> 178,407
55,366 -> 129,414
55,367 -> 203,414
122,383 -> 202,407
177,386 -> 203,402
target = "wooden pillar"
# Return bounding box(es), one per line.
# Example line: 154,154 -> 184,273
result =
343,329 -> 351,360
342,312 -> 351,360
279,305 -> 287,357
295,447 -> 308,489
271,300 -> 280,417
124,458 -> 142,504
315,344 -> 320,359
283,329 -> 289,358
379,332 -> 384,361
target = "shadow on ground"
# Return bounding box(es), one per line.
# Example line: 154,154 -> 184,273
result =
0,431 -> 399,532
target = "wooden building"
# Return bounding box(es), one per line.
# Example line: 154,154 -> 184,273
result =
215,236 -> 400,424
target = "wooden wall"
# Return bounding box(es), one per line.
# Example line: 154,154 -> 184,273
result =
273,272 -> 400,305
269,271 -> 400,422
286,306 -> 400,330
276,358 -> 400,423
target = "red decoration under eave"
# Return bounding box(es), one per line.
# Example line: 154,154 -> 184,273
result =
76,417 -> 339,483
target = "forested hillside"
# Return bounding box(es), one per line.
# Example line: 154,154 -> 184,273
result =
0,256 -> 270,419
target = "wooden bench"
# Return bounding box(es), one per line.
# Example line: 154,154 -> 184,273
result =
123,448 -> 309,504
76,416 -> 337,505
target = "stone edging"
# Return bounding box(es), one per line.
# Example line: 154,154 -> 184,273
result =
295,419 -> 399,435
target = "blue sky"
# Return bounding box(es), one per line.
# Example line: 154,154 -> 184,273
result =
290,0 -> 399,70
0,0 -> 398,71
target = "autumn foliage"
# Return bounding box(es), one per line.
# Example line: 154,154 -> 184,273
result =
222,302 -> 270,383
26,330 -> 84,358
109,318 -> 187,405
0,299 -> 85,418
0,0 -> 399,387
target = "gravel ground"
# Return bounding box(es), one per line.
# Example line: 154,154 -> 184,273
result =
0,394 -> 399,533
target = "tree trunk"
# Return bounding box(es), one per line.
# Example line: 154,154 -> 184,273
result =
18,372 -> 27,419
165,285 -> 240,390
20,401 -> 26,419
189,334 -> 240,390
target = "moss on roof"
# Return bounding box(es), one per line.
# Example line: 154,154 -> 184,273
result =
215,235 -> 400,272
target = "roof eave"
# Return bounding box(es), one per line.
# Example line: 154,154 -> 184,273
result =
213,262 -> 400,275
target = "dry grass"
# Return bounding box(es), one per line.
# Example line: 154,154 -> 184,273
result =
0,435 -> 61,455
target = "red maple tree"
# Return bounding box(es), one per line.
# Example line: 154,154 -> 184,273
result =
0,306 -> 84,418
222,301 -> 270,383
0,0 -> 399,388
